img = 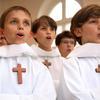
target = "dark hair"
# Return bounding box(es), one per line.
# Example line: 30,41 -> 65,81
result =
70,4 -> 100,45
0,6 -> 32,29
55,30 -> 76,46
32,15 -> 57,33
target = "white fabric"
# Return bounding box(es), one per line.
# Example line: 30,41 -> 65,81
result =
68,43 -> 100,58
0,43 -> 56,100
58,43 -> 100,100
31,45 -> 63,93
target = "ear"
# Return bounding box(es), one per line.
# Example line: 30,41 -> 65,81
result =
74,28 -> 82,37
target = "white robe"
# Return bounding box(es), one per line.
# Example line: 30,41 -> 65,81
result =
31,45 -> 63,93
0,43 -> 56,100
58,43 -> 100,100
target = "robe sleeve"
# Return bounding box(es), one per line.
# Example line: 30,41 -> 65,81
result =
57,58 -> 97,100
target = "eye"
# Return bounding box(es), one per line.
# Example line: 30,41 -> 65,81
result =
50,27 -> 55,31
88,18 -> 97,24
70,41 -> 75,44
89,20 -> 96,23
40,26 -> 47,30
24,20 -> 31,26
10,20 -> 17,24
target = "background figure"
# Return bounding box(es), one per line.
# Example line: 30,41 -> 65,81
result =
55,30 -> 76,58
31,15 -> 64,95
0,6 -> 56,100
58,4 -> 100,100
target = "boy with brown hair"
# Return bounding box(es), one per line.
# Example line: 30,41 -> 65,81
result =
58,4 -> 100,100
0,6 -> 56,100
55,30 -> 76,58
32,15 -> 64,93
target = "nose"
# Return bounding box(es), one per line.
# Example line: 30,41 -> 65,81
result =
67,42 -> 72,47
17,23 -> 24,30
47,28 -> 52,34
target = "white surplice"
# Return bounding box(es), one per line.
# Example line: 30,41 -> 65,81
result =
0,43 -> 56,100
58,43 -> 100,100
31,45 -> 63,93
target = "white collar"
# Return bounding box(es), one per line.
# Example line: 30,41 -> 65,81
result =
67,43 -> 100,58
0,43 -> 37,58
31,44 -> 61,58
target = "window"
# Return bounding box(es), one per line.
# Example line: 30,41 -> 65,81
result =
49,2 -> 62,21
66,0 -> 81,18
49,0 -> 81,32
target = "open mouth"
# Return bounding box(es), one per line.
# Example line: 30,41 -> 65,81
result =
67,48 -> 72,52
46,36 -> 51,39
16,33 -> 24,37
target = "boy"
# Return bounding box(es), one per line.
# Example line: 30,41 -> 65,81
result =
55,30 -> 76,58
58,4 -> 100,100
31,15 -> 63,93
0,6 -> 56,100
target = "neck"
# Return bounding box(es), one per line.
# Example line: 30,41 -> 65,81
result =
38,45 -> 52,51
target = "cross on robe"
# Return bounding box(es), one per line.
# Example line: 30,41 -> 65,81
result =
43,59 -> 51,68
95,64 -> 100,73
12,64 -> 26,84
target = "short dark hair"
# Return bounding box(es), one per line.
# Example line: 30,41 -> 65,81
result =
70,4 -> 100,45
0,6 -> 32,29
32,15 -> 57,33
55,30 -> 76,46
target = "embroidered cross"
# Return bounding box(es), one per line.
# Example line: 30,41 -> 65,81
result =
12,64 -> 26,84
43,59 -> 51,68
95,64 -> 100,73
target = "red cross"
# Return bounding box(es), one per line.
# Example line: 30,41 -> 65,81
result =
95,64 -> 100,73
43,59 -> 51,68
12,64 -> 26,84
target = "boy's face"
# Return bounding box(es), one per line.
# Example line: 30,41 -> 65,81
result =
75,17 -> 100,44
3,10 -> 32,45
33,24 -> 56,50
58,38 -> 75,57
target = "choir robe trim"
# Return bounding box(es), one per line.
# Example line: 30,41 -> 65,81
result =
67,43 -> 100,58
0,43 -> 37,58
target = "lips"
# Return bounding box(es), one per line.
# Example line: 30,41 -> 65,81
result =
67,49 -> 72,52
16,33 -> 24,37
46,36 -> 51,39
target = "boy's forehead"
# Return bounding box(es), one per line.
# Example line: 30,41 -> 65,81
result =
6,10 -> 31,20
62,37 -> 74,40
40,23 -> 50,27
39,20 -> 49,25
38,21 -> 51,28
